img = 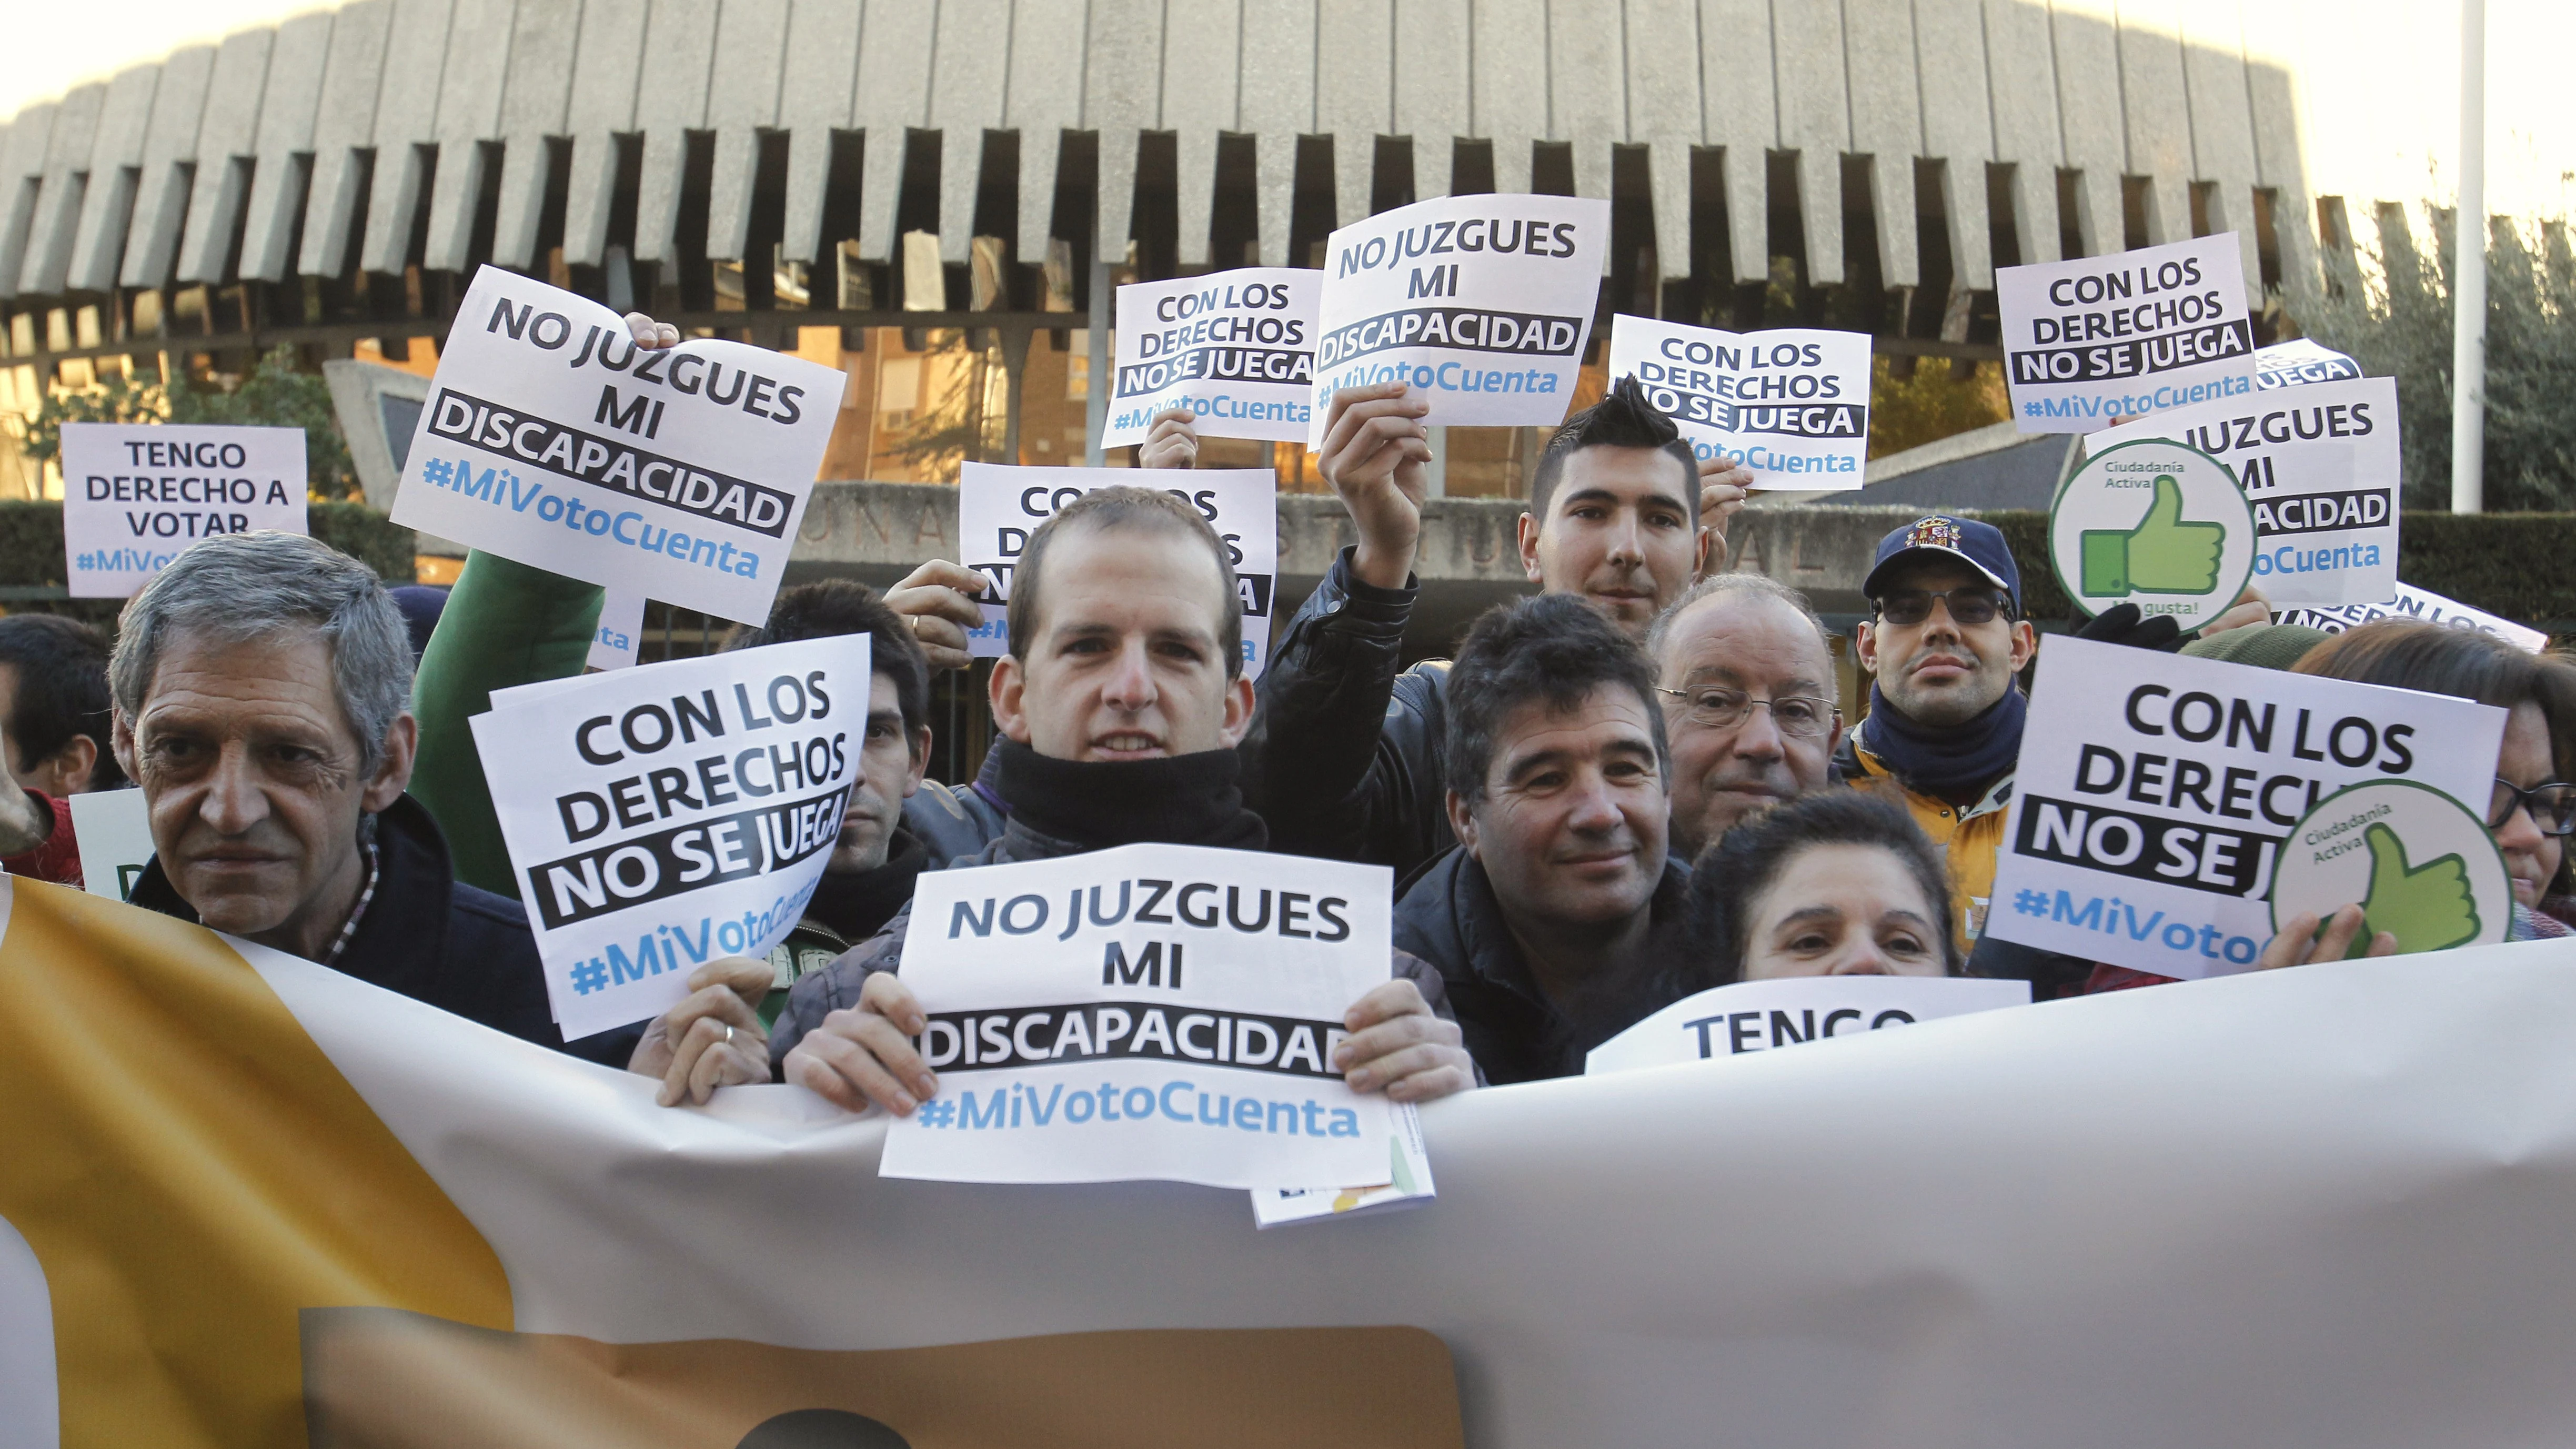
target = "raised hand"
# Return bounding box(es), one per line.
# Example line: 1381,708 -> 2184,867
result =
1315,383 -> 1434,591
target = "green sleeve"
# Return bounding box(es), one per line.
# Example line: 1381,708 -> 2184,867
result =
408,551 -> 606,895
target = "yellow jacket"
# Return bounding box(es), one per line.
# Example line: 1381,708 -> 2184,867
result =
1837,729 -> 2016,954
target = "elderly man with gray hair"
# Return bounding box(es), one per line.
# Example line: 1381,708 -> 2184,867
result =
109,532 -> 635,1062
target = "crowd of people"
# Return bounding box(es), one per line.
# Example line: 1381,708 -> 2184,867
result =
8,308 -> 2575,1124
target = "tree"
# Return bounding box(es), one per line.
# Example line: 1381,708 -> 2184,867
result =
21,346 -> 363,500
2300,206 -> 2576,512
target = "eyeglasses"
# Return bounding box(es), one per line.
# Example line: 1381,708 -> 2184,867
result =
1871,587 -> 2014,627
2488,777 -> 2576,837
1656,686 -> 1839,738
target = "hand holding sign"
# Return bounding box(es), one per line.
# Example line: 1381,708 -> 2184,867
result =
2257,904 -> 2397,969
2357,823 -> 2482,954
1317,383 -> 1433,591
2080,476 -> 2228,596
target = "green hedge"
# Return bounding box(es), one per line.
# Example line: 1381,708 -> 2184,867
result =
1971,510 -> 2576,631
0,501 -> 416,632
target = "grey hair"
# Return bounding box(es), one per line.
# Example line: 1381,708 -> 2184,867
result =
111,532 -> 416,772
1644,571 -> 1836,663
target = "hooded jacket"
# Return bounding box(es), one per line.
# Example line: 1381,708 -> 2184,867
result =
131,793 -> 639,1064
1393,846 -> 1695,1084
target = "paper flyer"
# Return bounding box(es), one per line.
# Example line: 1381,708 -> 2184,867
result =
470,636 -> 868,1037
1998,234 -> 2258,432
57,422 -> 308,598
880,843 -> 1398,1191
1584,977 -> 2032,1074
1607,315 -> 1871,489
1103,269 -> 1317,447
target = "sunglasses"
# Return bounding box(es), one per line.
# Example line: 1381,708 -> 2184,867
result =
1870,587 -> 2015,627
2489,777 -> 2576,837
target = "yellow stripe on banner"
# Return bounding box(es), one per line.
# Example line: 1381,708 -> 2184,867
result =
0,879 -> 512,1447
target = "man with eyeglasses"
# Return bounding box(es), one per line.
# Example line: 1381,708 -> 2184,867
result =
1838,516 -> 2038,968
1645,573 -> 1847,861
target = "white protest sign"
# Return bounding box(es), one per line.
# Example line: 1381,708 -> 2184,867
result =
879,842 -> 1398,1191
587,586 -> 646,671
2256,337 -> 2363,391
1607,316 -> 1871,489
2049,439 -> 2257,630
2269,780 -> 2513,955
68,787 -> 155,903
469,636 -> 866,1038
1998,234 -> 2257,432
955,463 -> 1279,679
2086,376 -> 2400,608
1307,194 -> 1609,442
1985,634 -> 2505,978
2277,583 -> 2551,653
1584,976 -> 2032,1075
1103,269 -> 1316,447
1250,1102 -> 1435,1229
56,422 -> 308,598
392,266 -> 842,625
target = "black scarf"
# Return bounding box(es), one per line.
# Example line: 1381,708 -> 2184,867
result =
992,739 -> 1269,851
803,829 -> 928,943
1863,683 -> 2027,805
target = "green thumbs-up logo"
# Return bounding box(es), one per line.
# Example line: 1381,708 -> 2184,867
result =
2352,822 -> 2481,955
2078,475 -> 2227,596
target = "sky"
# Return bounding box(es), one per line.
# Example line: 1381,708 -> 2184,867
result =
8,0 -> 2570,222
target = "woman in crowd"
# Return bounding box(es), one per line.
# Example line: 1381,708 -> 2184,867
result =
1686,791 -> 1964,984
2258,620 -> 2576,968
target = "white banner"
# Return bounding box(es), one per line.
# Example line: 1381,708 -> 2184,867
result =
1999,234 -> 2258,432
2278,582 -> 2551,652
391,267 -> 842,625
587,586 -> 647,671
1607,316 -> 1871,489
879,843 -> 1397,1190
1586,977 -> 2031,1074
2086,376 -> 2401,607
57,422 -> 308,597
1104,269 -> 1317,447
176,913 -> 2576,1449
469,636 -> 867,1037
1986,634 -> 2505,978
1307,194 -> 1609,442
2256,337 -> 2364,390
956,463 -> 1280,679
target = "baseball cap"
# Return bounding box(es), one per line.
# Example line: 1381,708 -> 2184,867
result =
1863,515 -> 2021,613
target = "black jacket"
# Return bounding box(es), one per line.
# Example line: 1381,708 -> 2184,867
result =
1244,547 -> 1456,876
1393,847 -> 1696,1085
132,794 -> 639,1064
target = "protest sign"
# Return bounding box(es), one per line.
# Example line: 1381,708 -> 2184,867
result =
2256,337 -> 2364,391
68,787 -> 154,903
391,267 -> 842,624
1607,316 -> 1871,488
56,422 -> 307,598
1584,976 -> 2031,1075
1250,1101 -> 1435,1228
469,636 -> 866,1038
1998,234 -> 2257,432
2269,780 -> 2513,955
2277,582 -> 2551,652
956,463 -> 1279,679
2049,439 -> 2257,630
1307,194 -> 1609,442
587,586 -> 646,671
878,842 -> 1398,1191
1103,269 -> 1317,447
2086,376 -> 2400,608
1986,633 -> 2505,978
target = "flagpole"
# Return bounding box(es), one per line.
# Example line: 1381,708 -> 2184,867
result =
2450,0 -> 2487,515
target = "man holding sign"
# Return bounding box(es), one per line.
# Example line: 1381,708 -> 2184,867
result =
769,488 -> 1474,1117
